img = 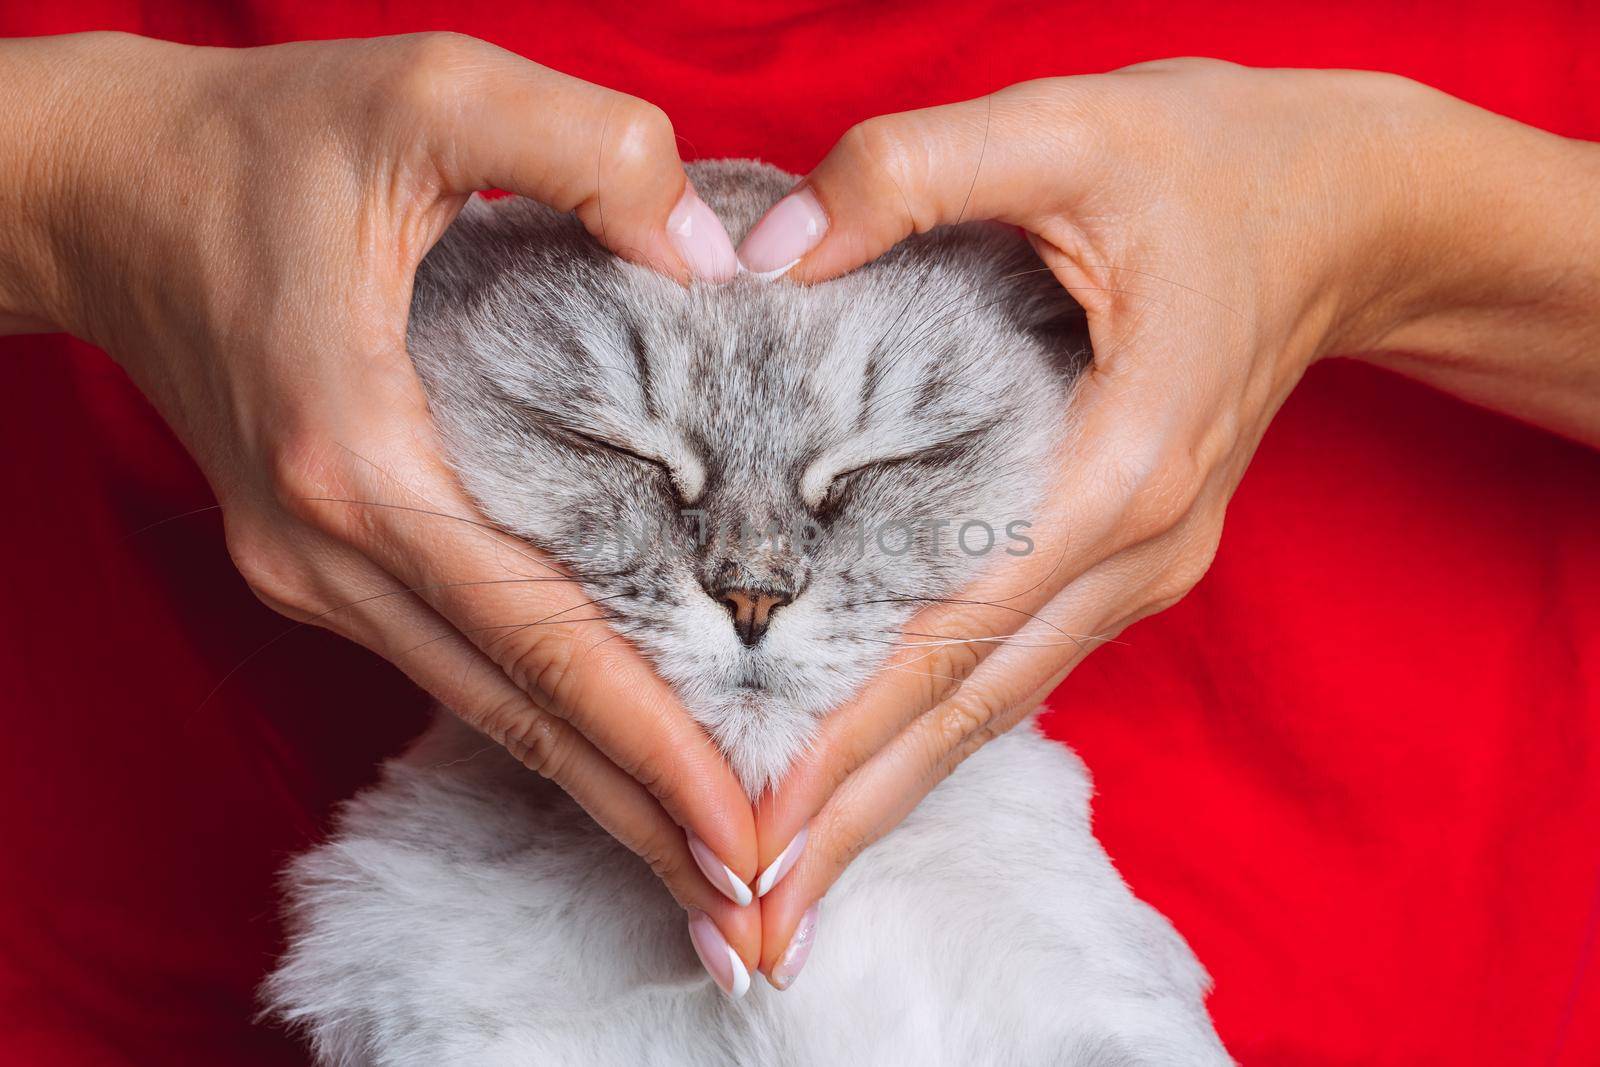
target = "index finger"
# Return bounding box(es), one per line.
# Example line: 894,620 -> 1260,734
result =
311,443 -> 761,886
751,303 -> 1235,885
752,380 -> 1138,881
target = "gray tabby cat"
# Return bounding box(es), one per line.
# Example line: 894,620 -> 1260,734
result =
263,161 -> 1230,1065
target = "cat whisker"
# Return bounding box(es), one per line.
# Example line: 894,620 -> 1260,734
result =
299,495 -> 623,582
869,253 -> 1247,408
118,502 -> 225,543
871,275 -> 1145,397
1077,262 -> 1247,320
882,629 -> 1125,651
427,743 -> 501,771
866,265 -> 1074,393
575,619 -> 649,660
862,93 -> 993,393
301,494 -> 547,569
478,594 -> 631,655
192,577 -> 623,719
315,576 -> 615,626
878,661 -> 974,687
847,590 -> 1078,642
860,630 -> 1122,652
393,611 -> 627,662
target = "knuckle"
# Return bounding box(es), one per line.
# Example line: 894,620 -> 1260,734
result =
384,32 -> 482,118
262,436 -> 343,528
1140,56 -> 1237,75
924,639 -> 984,701
222,521 -> 318,617
836,117 -> 926,228
505,630 -> 584,714
1148,527 -> 1223,610
820,736 -> 873,797
635,825 -> 689,888
627,750 -> 679,810
1123,454 -> 1206,543
500,709 -> 571,780
402,31 -> 480,77
817,808 -> 874,875
935,691 -> 999,753
601,97 -> 678,176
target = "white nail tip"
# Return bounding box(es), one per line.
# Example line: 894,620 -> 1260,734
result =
736,258 -> 800,282
755,829 -> 806,898
688,832 -> 753,906
725,944 -> 751,999
724,864 -> 753,907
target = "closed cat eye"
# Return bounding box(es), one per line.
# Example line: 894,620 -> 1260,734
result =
819,419 -> 992,508
815,456 -> 919,515
545,422 -> 673,476
818,433 -> 985,511
541,421 -> 710,508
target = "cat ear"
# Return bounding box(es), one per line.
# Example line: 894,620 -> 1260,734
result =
1006,253 -> 1094,378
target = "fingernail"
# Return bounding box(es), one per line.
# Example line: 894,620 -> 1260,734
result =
736,186 -> 828,278
666,185 -> 739,282
770,903 -> 819,991
687,832 -> 753,907
687,909 -> 751,999
755,824 -> 808,898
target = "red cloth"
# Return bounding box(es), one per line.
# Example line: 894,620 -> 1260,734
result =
2,3 -> 1598,1064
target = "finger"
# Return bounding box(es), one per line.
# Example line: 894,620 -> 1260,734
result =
751,377 -> 1157,878
753,300 -> 1250,880
283,441 -> 761,888
380,617 -> 764,967
758,563 -> 1140,976
259,530 -> 764,963
736,78 -> 1104,282
751,526 -> 1079,877
405,34 -> 736,281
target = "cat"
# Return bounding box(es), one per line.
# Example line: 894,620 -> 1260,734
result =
262,160 -> 1230,1066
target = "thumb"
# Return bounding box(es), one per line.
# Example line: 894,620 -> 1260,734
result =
737,81 -> 1097,283
414,34 -> 736,281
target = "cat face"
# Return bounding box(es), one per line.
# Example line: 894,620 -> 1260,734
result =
408,161 -> 1088,795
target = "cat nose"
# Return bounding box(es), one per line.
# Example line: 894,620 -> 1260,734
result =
716,587 -> 791,647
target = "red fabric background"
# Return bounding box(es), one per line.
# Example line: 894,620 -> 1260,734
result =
2,3 -> 1598,1064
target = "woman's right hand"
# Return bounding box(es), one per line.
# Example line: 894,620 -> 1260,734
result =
0,31 -> 764,978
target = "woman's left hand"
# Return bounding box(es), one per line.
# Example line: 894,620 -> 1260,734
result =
734,61 -> 1600,985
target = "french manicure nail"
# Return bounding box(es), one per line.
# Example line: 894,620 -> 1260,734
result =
687,909 -> 751,999
770,903 -> 819,990
687,832 -> 753,907
755,824 -> 809,898
667,185 -> 739,282
736,187 -> 828,278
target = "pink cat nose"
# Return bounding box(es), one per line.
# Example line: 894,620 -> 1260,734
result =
717,588 -> 791,647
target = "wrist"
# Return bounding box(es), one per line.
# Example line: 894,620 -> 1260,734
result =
0,33 -> 221,347
1373,90 -> 1595,342
0,36 -> 86,335
1342,79 -> 1600,439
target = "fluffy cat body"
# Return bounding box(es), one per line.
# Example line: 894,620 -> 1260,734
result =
263,161 -> 1229,1065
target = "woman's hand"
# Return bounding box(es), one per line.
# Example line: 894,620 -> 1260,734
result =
0,31 -> 764,970
739,60 -> 1600,983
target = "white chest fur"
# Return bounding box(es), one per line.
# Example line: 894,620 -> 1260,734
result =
264,713 -> 1229,1065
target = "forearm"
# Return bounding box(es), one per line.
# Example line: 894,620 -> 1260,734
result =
0,32 -> 237,348
0,35 -> 80,335
1357,80 -> 1600,446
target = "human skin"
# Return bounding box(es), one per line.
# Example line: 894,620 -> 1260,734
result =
735,60 -> 1600,981
2,34 -> 1598,992
0,30 -> 768,968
